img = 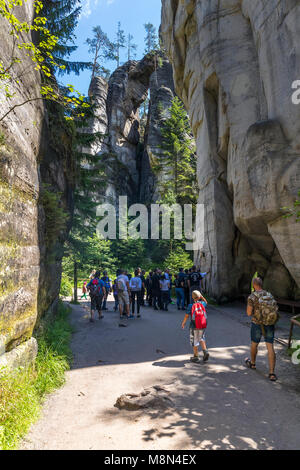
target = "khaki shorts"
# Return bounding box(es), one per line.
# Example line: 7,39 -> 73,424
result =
190,328 -> 206,347
118,290 -> 130,307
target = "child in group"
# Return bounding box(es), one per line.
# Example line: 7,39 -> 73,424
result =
81,281 -> 88,300
181,290 -> 209,363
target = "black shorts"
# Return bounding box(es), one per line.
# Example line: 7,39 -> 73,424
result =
90,295 -> 103,311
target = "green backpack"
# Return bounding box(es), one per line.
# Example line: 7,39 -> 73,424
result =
254,291 -> 279,326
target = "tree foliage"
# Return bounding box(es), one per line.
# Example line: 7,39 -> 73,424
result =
86,25 -> 114,79
113,21 -> 126,68
127,33 -> 137,61
156,96 -> 198,205
42,0 -> 91,76
0,0 -> 88,122
144,23 -> 158,54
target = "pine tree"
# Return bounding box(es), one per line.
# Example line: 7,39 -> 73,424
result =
63,100 -> 112,300
127,33 -> 138,61
113,22 -> 126,67
144,23 -> 158,54
86,26 -> 115,79
42,0 -> 91,75
158,97 -> 198,205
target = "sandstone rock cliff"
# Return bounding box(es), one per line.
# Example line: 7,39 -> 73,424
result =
87,54 -> 176,205
0,1 -> 73,369
161,0 -> 300,300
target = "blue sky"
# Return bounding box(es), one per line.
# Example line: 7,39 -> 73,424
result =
60,0 -> 162,96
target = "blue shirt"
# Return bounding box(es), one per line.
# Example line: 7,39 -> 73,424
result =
130,276 -> 142,291
87,277 -> 105,293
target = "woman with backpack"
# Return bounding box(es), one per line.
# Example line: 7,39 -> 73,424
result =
129,270 -> 143,318
87,271 -> 106,322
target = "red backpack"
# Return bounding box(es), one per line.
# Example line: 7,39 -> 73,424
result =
89,278 -> 103,297
191,302 -> 207,329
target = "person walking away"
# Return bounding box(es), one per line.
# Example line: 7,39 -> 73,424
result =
245,277 -> 279,382
146,271 -> 153,306
188,266 -> 210,304
130,270 -> 143,318
183,269 -> 190,307
151,269 -> 161,310
117,270 -> 131,319
160,274 -> 170,311
164,269 -> 171,303
174,274 -> 185,310
182,290 -> 209,363
140,270 -> 146,306
87,271 -> 106,322
81,281 -> 88,300
101,271 -> 111,310
113,279 -> 119,311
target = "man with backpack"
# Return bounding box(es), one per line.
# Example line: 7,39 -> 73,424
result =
87,271 -> 106,322
116,269 -> 131,319
182,290 -> 209,363
101,271 -> 111,311
245,277 -> 279,381
130,270 -> 143,318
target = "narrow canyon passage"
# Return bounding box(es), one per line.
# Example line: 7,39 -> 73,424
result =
21,297 -> 300,450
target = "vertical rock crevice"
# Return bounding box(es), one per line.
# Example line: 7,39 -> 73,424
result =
161,0 -> 300,300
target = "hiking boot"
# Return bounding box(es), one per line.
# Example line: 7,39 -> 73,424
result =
203,351 -> 210,362
190,356 -> 200,363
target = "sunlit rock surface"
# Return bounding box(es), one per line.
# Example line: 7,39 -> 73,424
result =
88,55 -> 176,205
161,0 -> 300,300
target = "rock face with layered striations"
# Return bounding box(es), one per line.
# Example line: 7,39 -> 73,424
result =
161,0 -> 300,300
87,54 -> 176,205
0,1 -> 73,369
140,57 -> 176,204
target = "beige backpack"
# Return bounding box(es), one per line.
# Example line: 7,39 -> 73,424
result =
254,291 -> 279,326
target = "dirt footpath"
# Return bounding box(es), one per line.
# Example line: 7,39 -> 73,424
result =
21,297 -> 300,450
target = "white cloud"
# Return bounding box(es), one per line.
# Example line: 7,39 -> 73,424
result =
81,0 -> 115,19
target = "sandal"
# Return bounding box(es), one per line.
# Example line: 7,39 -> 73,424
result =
269,373 -> 277,382
245,358 -> 256,369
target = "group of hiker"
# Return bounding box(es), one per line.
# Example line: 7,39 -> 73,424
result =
83,266 -> 210,320
82,269 -> 280,382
